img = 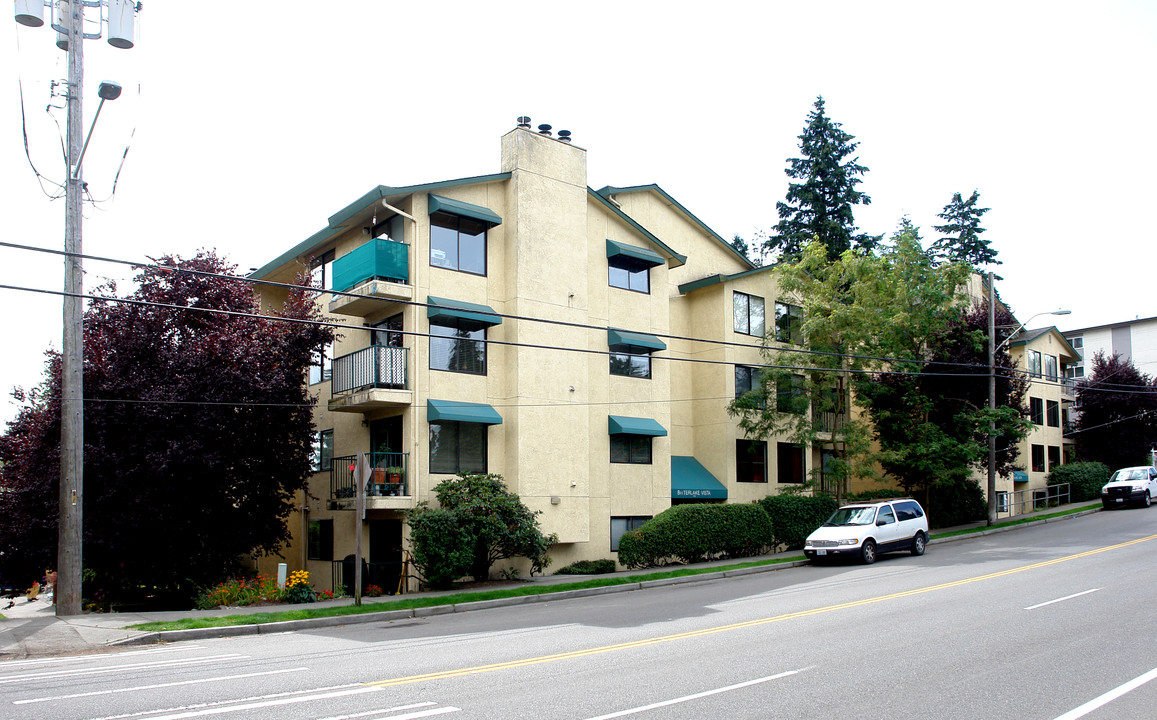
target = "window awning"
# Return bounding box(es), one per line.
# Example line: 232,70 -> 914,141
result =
427,399 -> 503,425
606,239 -> 664,269
671,456 -> 728,500
1013,470 -> 1029,483
607,328 -> 666,354
608,415 -> 667,437
428,194 -> 502,227
427,296 -> 503,328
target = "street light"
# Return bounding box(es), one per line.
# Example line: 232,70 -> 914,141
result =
14,0 -> 140,617
986,270 -> 1071,526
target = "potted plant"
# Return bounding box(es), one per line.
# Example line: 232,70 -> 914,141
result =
385,466 -> 404,493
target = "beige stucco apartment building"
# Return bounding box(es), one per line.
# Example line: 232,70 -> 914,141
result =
250,123 -> 815,592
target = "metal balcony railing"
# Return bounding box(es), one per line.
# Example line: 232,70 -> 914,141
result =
331,345 -> 407,395
331,451 -> 409,499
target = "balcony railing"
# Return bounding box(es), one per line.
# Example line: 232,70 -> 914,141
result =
332,345 -> 407,395
331,559 -> 405,596
332,238 -> 409,291
814,411 -> 846,434
331,451 -> 409,499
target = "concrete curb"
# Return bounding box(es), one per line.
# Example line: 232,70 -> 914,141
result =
115,507 -> 1101,646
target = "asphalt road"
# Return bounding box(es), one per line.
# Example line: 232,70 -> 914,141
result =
3,508 -> 1157,719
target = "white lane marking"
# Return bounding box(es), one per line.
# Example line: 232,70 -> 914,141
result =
13,667 -> 306,704
138,685 -> 383,719
87,683 -> 367,720
0,653 -> 247,683
372,708 -> 460,720
1052,665 -> 1157,720
0,645 -> 204,669
1024,588 -> 1100,611
316,703 -> 438,720
583,668 -> 807,719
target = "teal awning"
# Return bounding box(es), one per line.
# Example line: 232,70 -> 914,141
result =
606,239 -> 664,268
1013,470 -> 1029,483
607,328 -> 666,353
428,194 -> 502,226
671,456 -> 728,499
427,399 -> 503,425
608,415 -> 667,437
427,296 -> 503,328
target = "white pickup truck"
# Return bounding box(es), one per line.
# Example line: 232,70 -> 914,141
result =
1100,466 -> 1157,509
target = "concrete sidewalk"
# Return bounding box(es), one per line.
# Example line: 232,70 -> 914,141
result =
0,503 -> 1102,660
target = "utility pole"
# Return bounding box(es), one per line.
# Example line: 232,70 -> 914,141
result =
15,0 -> 139,616
987,272 -> 997,526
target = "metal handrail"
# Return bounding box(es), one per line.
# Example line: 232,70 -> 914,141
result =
331,345 -> 407,395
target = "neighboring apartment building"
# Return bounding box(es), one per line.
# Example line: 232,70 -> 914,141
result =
1062,315 -> 1157,383
1003,326 -> 1080,514
250,122 -> 817,592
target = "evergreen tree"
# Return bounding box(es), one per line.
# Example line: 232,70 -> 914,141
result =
729,234 -> 751,260
764,96 -> 876,261
931,190 -> 998,267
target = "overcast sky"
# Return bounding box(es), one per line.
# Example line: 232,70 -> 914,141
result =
2,1 -> 1154,425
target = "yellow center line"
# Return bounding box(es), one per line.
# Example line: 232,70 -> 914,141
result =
367,533 -> 1157,688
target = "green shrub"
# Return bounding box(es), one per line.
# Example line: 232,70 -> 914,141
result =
758,494 -> 839,549
927,477 -> 986,528
406,507 -> 475,589
283,582 -> 316,604
1048,461 -> 1110,502
555,559 -> 616,575
616,504 -> 774,569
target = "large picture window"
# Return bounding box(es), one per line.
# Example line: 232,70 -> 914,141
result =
733,292 -> 765,336
1043,354 -> 1058,381
429,421 -> 488,474
1047,445 -> 1061,471
430,319 -> 487,375
610,435 -> 653,464
1030,397 -> 1044,425
777,443 -> 805,484
736,439 -> 767,483
775,302 -> 803,344
735,365 -> 762,398
1046,400 -> 1060,427
1027,350 -> 1042,378
609,260 -> 650,293
611,516 -> 650,552
1031,444 -> 1045,473
430,211 -> 487,276
610,352 -> 651,379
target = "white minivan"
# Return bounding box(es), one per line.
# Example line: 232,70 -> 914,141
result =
804,498 -> 929,564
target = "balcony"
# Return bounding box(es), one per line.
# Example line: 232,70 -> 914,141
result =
328,239 -> 412,317
329,451 -> 413,510
329,345 -> 411,412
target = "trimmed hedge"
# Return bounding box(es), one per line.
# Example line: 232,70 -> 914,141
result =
1048,461 -> 1110,502
616,504 -> 774,569
927,477 -> 986,528
554,559 -> 616,575
757,494 -> 839,550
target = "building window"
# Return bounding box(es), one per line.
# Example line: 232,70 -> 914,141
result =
1029,397 -> 1044,425
307,519 -> 334,561
733,292 -> 765,336
1031,444 -> 1045,473
778,443 -> 806,484
1065,365 -> 1085,379
1070,336 -> 1083,350
311,429 -> 333,472
777,375 -> 806,414
610,516 -> 650,552
1044,354 -> 1058,381
429,421 -> 487,474
1046,400 -> 1060,428
736,439 -> 767,483
608,259 -> 650,293
610,435 -> 653,464
430,211 -> 487,276
309,249 -> 335,290
309,341 -> 333,385
735,365 -> 762,398
610,352 -> 651,379
1047,445 -> 1061,471
775,302 -> 804,344
996,491 -> 1010,514
430,319 -> 487,375
1027,350 -> 1042,378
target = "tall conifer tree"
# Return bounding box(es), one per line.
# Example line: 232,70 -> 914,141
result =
931,190 -> 998,267
764,96 -> 875,261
